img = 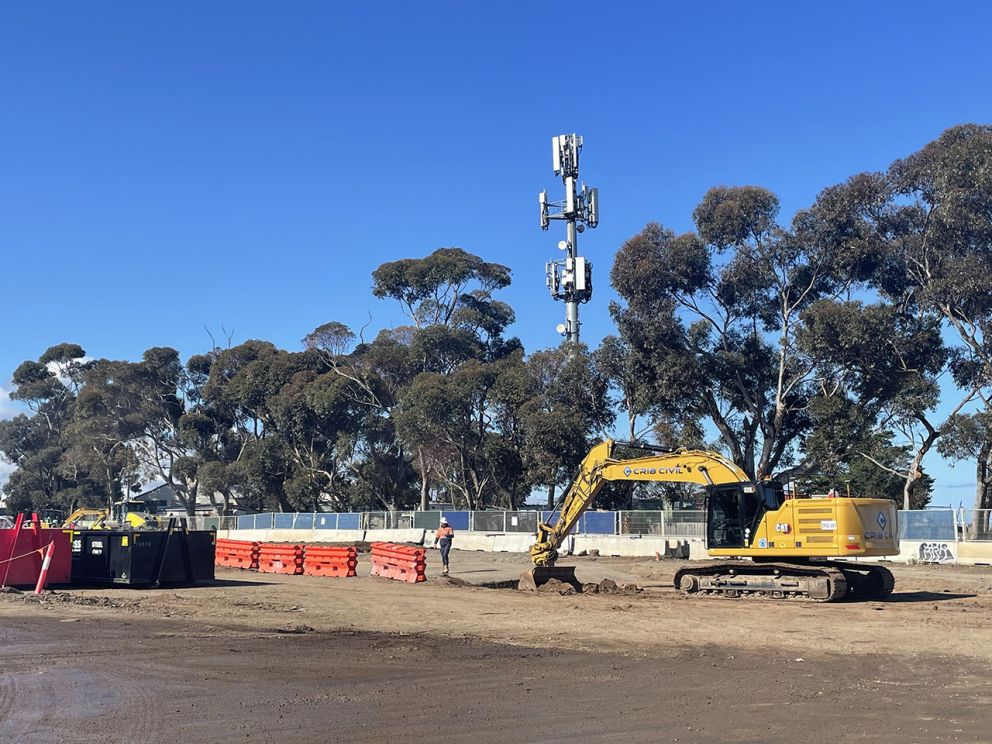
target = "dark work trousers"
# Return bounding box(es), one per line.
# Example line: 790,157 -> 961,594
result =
438,538 -> 452,567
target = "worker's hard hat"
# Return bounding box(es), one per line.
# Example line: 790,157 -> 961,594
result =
440,517 -> 448,525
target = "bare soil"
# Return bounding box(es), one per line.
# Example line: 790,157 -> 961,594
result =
1,556 -> 991,743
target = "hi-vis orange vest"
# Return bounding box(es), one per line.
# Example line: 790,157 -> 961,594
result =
435,526 -> 454,541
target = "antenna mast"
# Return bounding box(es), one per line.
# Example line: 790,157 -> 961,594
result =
539,133 -> 599,345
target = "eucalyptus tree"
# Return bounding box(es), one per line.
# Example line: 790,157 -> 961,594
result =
807,125 -> 992,509
0,344 -> 91,511
610,186 -> 856,479
519,344 -> 613,506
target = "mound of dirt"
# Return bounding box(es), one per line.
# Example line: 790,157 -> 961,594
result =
537,578 -> 577,595
582,579 -> 642,595
433,575 -> 471,587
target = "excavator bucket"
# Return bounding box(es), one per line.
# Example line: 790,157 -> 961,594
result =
518,566 -> 582,592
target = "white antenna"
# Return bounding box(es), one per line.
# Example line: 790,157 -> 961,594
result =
539,133 -> 598,345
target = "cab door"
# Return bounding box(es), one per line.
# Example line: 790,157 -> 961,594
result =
707,485 -> 764,549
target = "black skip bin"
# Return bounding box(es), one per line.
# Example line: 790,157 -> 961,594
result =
71,522 -> 215,587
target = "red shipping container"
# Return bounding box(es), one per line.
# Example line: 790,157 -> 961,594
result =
0,528 -> 72,587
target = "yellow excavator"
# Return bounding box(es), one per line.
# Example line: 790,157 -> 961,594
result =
63,501 -> 156,532
521,440 -> 899,602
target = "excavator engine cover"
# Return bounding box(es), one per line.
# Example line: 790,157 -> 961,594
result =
518,566 -> 582,592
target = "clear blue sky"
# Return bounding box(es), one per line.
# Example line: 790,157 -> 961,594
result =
2,2 -> 990,503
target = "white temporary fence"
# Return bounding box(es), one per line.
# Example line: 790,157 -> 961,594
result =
958,509 -> 992,541
179,507 -> 992,545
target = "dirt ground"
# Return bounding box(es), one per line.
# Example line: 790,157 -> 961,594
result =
2,554 -> 992,743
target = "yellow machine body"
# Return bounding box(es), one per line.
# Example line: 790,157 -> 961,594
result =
707,497 -> 899,559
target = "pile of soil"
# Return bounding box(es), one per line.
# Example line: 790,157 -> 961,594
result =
537,577 -> 643,596
582,578 -> 642,595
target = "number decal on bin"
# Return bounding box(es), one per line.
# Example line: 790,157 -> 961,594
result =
370,542 -> 426,583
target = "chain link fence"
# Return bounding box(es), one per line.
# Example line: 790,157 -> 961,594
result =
618,510 -> 705,537
959,509 -> 992,541
898,509 -> 956,540
178,507 -> 992,543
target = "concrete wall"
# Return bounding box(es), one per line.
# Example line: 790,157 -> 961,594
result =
219,528 -> 366,543
957,541 -> 992,565
572,535 -> 692,559
216,527 -> 992,566
424,532 -> 546,554
363,528 -> 426,545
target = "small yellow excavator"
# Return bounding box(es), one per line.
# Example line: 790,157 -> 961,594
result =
63,501 -> 157,532
522,440 -> 899,602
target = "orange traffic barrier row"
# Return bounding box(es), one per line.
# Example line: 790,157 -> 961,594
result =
215,541 -> 424,582
257,543 -> 304,575
370,542 -> 426,583
215,539 -> 260,570
303,545 -> 357,578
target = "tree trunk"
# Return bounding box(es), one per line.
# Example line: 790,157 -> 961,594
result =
547,471 -> 556,509
105,464 -> 115,515
974,443 -> 992,539
418,447 -> 429,511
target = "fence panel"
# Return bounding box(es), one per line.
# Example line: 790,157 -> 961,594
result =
898,509 -> 955,541
960,509 -> 992,541
505,511 -> 539,533
619,511 -> 664,535
294,513 -> 315,529
472,511 -> 506,532
413,511 -> 441,530
315,513 -> 339,530
443,511 -> 470,531
579,511 -> 616,535
273,513 -> 294,529
665,510 -> 706,538
364,511 -> 386,530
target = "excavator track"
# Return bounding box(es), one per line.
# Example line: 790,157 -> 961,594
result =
821,562 -> 894,600
674,562 -> 849,602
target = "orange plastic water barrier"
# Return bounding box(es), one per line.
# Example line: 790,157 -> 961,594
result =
303,545 -> 358,578
370,542 -> 426,583
215,539 -> 260,570
257,543 -> 304,575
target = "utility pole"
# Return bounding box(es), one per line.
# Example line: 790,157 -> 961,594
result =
540,133 -> 599,345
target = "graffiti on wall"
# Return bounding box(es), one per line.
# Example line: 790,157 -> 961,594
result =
918,542 -> 956,564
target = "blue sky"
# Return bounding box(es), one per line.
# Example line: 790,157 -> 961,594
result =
2,2 -> 990,503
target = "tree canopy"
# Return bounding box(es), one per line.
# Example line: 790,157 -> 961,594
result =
4,126 -> 991,515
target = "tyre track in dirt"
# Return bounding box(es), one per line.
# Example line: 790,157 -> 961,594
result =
0,614 -> 990,744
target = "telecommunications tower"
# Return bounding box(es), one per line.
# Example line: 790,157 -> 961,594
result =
539,133 -> 599,345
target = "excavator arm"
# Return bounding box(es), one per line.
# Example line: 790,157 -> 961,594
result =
528,439 -> 749,567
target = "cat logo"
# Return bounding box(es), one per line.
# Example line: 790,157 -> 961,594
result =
774,522 -> 792,534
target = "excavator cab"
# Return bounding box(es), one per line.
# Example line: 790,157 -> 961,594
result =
706,482 -> 784,549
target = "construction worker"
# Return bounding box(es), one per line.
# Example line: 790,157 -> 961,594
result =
434,516 -> 454,575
